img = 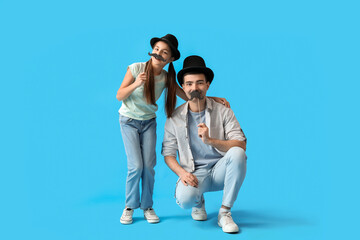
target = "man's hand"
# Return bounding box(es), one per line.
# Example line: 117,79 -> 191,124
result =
179,171 -> 198,187
197,123 -> 246,152
198,123 -> 211,144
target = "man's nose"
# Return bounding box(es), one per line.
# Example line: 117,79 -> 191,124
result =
194,83 -> 199,90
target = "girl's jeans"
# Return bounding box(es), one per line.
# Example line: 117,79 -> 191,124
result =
120,114 -> 156,210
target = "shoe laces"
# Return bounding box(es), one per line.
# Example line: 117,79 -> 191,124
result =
193,207 -> 204,213
145,208 -> 155,215
221,212 -> 234,224
123,208 -> 133,216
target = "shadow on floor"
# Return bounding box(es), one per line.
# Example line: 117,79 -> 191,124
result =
206,209 -> 313,229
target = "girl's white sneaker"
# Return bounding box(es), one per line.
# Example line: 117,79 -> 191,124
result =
120,208 -> 134,224
144,208 -> 160,223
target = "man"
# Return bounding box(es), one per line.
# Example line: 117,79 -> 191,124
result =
161,55 -> 247,233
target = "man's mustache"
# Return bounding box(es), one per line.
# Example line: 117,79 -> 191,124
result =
148,52 -> 166,62
189,90 -> 204,100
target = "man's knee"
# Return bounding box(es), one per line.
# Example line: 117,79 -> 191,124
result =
227,147 -> 246,167
175,185 -> 201,209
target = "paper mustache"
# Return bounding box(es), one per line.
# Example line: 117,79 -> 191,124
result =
148,52 -> 166,62
189,91 -> 204,100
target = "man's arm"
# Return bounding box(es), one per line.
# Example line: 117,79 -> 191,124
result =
164,156 -> 198,188
198,123 -> 246,152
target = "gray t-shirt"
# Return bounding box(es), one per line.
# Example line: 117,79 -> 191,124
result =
188,110 -> 223,169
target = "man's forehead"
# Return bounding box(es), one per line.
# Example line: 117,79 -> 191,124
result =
183,73 -> 206,82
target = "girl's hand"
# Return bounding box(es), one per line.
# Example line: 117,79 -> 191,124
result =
133,72 -> 147,88
211,97 -> 230,108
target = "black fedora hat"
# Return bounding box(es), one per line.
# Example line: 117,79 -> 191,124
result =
177,55 -> 214,85
150,34 -> 180,61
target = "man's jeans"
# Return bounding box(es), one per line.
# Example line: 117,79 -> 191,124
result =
119,115 -> 156,210
175,147 -> 247,209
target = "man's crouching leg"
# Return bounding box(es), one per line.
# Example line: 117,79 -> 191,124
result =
222,146 -> 247,208
175,180 -> 202,209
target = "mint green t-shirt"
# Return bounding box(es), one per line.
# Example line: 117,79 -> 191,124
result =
118,62 -> 167,120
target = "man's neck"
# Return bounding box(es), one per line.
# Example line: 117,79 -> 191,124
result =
188,97 -> 207,112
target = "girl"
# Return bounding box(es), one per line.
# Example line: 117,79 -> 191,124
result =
116,34 -> 228,224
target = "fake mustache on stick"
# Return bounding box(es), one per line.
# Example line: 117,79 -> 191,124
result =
190,91 -> 204,100
190,90 -> 205,125
148,52 -> 166,62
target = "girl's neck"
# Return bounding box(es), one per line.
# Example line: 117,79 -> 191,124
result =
151,63 -> 164,76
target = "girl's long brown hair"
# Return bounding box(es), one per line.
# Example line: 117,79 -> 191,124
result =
144,59 -> 156,105
144,59 -> 177,118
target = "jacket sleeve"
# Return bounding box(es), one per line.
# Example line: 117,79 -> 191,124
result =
224,108 -> 247,142
161,118 -> 178,157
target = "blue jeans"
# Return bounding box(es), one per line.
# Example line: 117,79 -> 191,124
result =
119,115 -> 157,210
175,147 -> 247,209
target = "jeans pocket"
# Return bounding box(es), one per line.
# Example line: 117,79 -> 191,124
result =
119,115 -> 132,124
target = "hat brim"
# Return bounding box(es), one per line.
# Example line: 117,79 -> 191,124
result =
150,37 -> 180,61
177,67 -> 214,86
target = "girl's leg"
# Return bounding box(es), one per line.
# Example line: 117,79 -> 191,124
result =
139,118 -> 157,209
120,116 -> 143,209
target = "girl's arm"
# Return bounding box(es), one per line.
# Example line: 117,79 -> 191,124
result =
176,84 -> 189,101
116,68 -> 145,101
208,96 -> 230,108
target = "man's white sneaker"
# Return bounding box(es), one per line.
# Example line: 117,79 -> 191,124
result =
191,201 -> 207,221
144,208 -> 160,223
218,212 -> 239,233
120,208 -> 134,224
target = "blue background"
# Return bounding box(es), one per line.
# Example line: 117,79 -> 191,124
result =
1,0 -> 359,239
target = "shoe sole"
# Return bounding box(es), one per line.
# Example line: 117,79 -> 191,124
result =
145,218 -> 160,224
192,214 -> 207,221
218,221 -> 239,233
120,219 -> 133,225
144,215 -> 160,223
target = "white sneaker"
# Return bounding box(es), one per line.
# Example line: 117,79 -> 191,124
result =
191,201 -> 207,221
144,208 -> 160,223
120,208 -> 134,224
218,212 -> 239,233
